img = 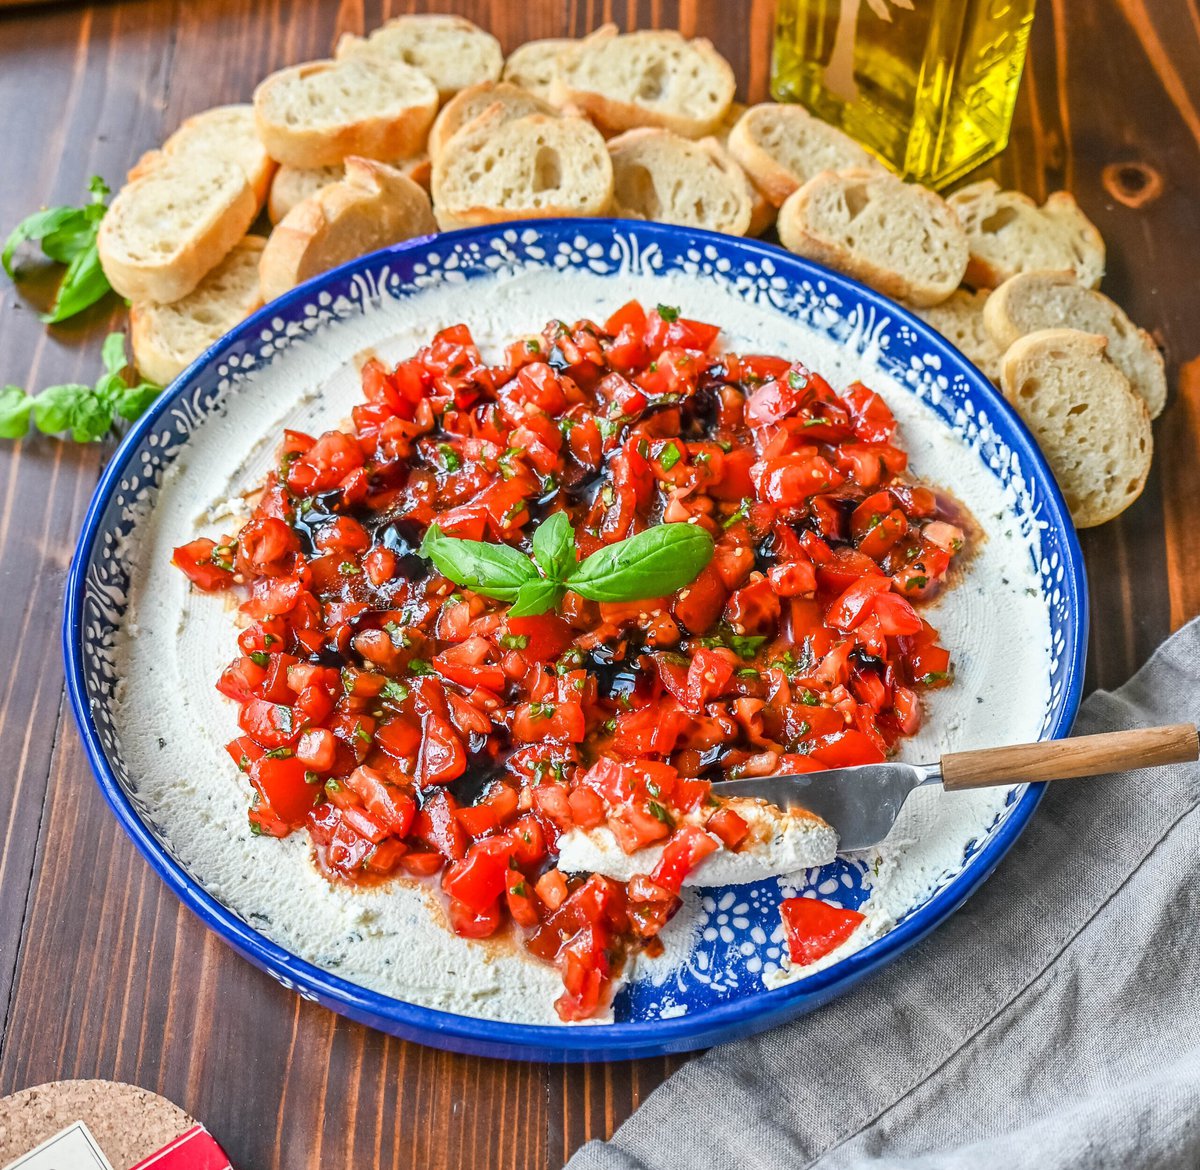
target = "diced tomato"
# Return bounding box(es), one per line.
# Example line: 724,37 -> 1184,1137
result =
249,756 -> 321,826
779,896 -> 866,966
172,538 -> 235,591
443,836 -> 514,913
506,612 -> 575,663
650,826 -> 719,894
706,806 -> 750,850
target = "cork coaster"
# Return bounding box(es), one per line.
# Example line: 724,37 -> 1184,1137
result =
0,1081 -> 193,1169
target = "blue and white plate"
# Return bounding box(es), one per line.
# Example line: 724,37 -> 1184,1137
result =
64,220 -> 1086,1062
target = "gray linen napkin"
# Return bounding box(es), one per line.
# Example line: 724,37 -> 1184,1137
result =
569,617 -> 1200,1170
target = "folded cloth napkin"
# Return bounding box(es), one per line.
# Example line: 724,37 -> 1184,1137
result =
569,617 -> 1200,1170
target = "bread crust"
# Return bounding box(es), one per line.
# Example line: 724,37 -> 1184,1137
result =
428,81 -> 557,162
549,25 -> 735,139
431,108 -> 613,231
999,328 -> 1152,527
130,236 -> 266,384
948,181 -> 1106,290
334,14 -> 503,103
258,158 -> 437,303
778,169 -> 967,308
253,58 -> 438,170
98,158 -> 257,304
127,105 -> 277,209
607,128 -> 752,236
984,269 -> 1165,418
726,103 -> 880,208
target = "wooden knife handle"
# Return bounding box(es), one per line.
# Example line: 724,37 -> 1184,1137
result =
940,723 -> 1199,790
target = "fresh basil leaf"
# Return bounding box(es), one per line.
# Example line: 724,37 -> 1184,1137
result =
507,577 -> 566,618
3,206 -> 87,276
42,240 -> 110,323
0,386 -> 32,439
39,215 -> 95,265
68,393 -> 114,442
101,332 -> 128,377
31,384 -> 90,435
115,380 -> 162,421
419,524 -> 539,601
568,522 -> 714,602
531,511 -> 575,581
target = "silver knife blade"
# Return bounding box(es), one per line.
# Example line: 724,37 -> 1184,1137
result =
709,760 -> 943,852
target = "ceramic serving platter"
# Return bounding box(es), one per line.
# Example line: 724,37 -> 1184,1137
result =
64,220 -> 1087,1061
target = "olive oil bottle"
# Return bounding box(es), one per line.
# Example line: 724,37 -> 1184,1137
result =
771,0 -> 1036,188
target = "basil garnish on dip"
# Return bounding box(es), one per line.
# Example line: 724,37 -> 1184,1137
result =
420,513 -> 714,617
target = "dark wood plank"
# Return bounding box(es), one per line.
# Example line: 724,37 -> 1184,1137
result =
0,1 -> 1197,1167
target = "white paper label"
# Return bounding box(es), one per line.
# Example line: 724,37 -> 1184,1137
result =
3,1121 -> 115,1170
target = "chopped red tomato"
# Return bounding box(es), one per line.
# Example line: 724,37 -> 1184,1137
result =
779,896 -> 866,966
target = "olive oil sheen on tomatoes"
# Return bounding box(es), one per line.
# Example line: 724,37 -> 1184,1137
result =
771,0 -> 1036,187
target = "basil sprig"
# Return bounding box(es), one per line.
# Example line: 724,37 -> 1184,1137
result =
3,176 -> 114,323
0,332 -> 162,442
420,512 -> 714,617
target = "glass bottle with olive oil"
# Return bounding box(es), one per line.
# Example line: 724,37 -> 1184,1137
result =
772,0 -> 1036,188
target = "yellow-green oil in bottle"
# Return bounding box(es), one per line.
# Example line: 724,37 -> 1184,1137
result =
771,0 -> 1036,188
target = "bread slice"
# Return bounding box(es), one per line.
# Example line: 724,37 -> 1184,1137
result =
947,180 -> 1105,290
258,157 -> 437,304
98,157 -> 257,304
431,108 -> 613,231
913,289 -> 1003,382
253,56 -> 438,169
549,25 -> 735,138
428,81 -> 558,162
335,15 -> 503,103
502,38 -> 575,100
267,154 -> 430,224
778,169 -> 968,307
984,270 -> 1166,418
999,329 -> 1152,527
607,128 -> 752,236
127,105 -> 276,210
713,102 -> 775,236
725,103 -> 881,208
130,236 -> 265,385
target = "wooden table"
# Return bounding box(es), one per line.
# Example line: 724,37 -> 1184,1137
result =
1,2 -> 1197,1166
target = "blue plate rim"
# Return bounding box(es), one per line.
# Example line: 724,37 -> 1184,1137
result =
62,218 -> 1089,1061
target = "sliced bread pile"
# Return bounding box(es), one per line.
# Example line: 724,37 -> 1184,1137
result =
98,17 -> 759,384
94,13 -> 1164,528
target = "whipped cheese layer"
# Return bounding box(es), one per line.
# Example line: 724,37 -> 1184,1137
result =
111,262 -> 1053,1023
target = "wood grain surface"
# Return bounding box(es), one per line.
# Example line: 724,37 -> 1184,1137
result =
0,2 -> 1198,1167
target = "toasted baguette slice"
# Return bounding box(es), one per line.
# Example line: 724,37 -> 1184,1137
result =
726,103 -> 881,208
502,38 -> 575,100
98,157 -> 257,304
254,56 -> 438,169
947,180 -> 1105,290
267,154 -> 430,224
984,270 -> 1166,418
431,108 -> 612,231
130,236 -> 265,385
549,25 -> 735,138
428,81 -> 558,162
999,329 -> 1152,527
778,169 -> 968,307
713,102 -> 775,236
607,128 -> 752,236
128,105 -> 276,210
259,158 -> 437,304
335,14 -> 503,103
913,289 -> 1003,382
